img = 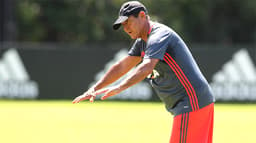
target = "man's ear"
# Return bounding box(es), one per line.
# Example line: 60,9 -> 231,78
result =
139,11 -> 146,18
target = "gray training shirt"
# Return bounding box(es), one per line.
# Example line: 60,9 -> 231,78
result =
128,21 -> 214,116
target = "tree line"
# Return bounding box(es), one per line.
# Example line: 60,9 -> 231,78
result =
13,0 -> 256,45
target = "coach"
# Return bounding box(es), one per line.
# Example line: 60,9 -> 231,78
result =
73,1 -> 214,143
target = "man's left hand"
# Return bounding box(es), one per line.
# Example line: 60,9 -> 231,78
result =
100,86 -> 122,100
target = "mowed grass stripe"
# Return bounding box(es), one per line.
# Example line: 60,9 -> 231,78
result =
0,100 -> 256,143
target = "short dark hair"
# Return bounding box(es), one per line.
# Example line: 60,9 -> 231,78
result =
131,11 -> 141,17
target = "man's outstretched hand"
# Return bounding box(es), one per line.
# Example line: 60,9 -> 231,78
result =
72,86 -> 122,103
72,88 -> 107,103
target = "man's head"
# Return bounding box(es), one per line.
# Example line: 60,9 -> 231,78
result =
113,1 -> 149,39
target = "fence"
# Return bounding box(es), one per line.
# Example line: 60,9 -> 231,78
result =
1,43 -> 256,102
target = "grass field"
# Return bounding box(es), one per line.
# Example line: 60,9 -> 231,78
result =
0,100 -> 256,143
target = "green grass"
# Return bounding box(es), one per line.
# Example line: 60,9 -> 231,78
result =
0,100 -> 256,143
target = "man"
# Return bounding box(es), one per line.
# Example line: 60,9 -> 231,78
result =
73,1 -> 214,143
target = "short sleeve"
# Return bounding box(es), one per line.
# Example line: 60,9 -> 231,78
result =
144,30 -> 171,60
128,39 -> 142,57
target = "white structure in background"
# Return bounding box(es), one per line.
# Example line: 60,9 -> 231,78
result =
90,49 -> 152,100
210,49 -> 256,101
0,48 -> 39,99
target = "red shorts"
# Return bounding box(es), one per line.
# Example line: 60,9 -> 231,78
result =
169,103 -> 214,143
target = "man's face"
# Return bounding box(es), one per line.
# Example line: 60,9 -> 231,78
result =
121,15 -> 143,39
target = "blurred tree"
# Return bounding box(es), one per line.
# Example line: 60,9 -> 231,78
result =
16,0 -> 125,43
0,0 -> 17,42
15,0 -> 256,45
147,0 -> 256,44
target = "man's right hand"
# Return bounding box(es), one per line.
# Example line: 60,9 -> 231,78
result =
72,88 -> 108,103
72,88 -> 95,104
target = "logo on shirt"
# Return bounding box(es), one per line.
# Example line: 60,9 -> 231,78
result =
210,49 -> 256,101
184,105 -> 189,109
147,69 -> 160,79
141,51 -> 145,57
0,48 -> 39,99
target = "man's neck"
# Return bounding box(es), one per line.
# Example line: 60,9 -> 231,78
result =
141,20 -> 151,42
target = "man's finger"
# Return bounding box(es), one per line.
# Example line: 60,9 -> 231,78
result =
89,88 -> 108,102
72,95 -> 91,104
72,97 -> 83,104
94,88 -> 109,95
101,93 -> 112,100
89,95 -> 96,102
72,97 -> 81,104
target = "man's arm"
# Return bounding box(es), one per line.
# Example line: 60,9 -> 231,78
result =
119,58 -> 159,90
92,55 -> 142,90
100,58 -> 159,100
72,55 -> 142,103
